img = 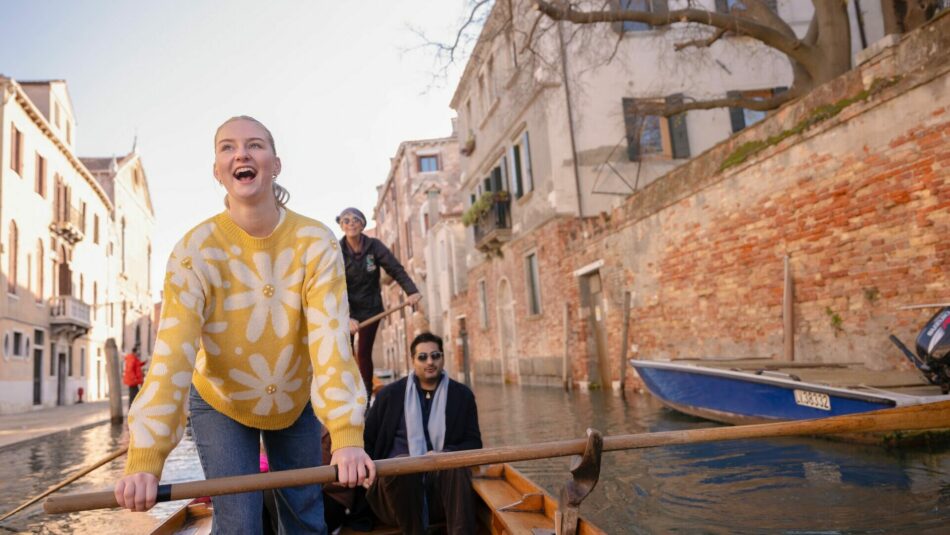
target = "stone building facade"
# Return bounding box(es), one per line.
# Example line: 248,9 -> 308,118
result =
0,77 -> 154,413
443,0 -> 943,389
371,129 -> 461,377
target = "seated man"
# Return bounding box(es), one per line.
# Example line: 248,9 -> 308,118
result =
364,332 -> 482,535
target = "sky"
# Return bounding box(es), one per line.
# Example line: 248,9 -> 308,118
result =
0,0 -> 474,297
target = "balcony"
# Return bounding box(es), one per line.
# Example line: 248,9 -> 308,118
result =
49,295 -> 92,339
473,194 -> 512,255
49,205 -> 84,245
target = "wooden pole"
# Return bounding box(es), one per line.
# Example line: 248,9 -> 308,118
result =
104,338 -> 123,424
783,255 -> 795,362
618,291 -> 631,397
357,301 -> 412,330
562,302 -> 571,392
0,447 -> 128,521
45,399 -> 950,514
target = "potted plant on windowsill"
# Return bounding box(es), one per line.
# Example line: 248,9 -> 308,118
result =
462,191 -> 509,226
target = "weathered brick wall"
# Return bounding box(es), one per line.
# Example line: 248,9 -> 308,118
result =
571,17 -> 950,385
458,16 -> 950,388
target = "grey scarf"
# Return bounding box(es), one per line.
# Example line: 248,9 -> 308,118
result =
404,373 -> 448,456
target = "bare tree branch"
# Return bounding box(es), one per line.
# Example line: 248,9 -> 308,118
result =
629,90 -> 798,117
674,27 -> 727,51
532,0 -> 819,75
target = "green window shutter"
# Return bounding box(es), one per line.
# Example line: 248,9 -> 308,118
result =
727,90 -> 746,133
666,93 -> 691,159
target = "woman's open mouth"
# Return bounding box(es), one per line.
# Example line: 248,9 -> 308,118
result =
233,166 -> 257,182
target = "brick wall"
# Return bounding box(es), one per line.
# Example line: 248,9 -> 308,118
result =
459,16 -> 950,389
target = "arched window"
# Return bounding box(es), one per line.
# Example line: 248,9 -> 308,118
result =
7,221 -> 17,294
36,240 -> 44,302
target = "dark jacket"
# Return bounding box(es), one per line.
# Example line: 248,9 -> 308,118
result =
341,235 -> 418,321
364,376 -> 482,460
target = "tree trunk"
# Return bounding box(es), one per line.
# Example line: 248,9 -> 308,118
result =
811,0 -> 853,86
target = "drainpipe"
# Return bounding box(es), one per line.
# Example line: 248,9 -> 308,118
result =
557,21 -> 584,218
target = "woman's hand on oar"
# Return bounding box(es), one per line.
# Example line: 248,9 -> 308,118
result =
114,472 -> 159,512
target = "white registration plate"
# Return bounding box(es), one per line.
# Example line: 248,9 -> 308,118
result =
793,389 -> 831,411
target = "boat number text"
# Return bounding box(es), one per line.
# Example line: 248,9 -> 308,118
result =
793,389 -> 831,411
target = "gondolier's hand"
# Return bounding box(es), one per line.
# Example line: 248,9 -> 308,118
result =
331,446 -> 376,488
114,472 -> 158,512
408,293 -> 422,305
349,318 -> 359,334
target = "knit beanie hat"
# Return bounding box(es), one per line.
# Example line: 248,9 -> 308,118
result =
336,207 -> 367,226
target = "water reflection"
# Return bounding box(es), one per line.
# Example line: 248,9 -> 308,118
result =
2,384 -> 950,533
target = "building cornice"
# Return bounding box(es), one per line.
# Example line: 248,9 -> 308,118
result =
3,78 -> 113,211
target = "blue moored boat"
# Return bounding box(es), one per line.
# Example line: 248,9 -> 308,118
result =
629,359 -> 949,424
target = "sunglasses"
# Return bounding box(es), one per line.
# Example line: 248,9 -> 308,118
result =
339,216 -> 362,226
415,351 -> 444,362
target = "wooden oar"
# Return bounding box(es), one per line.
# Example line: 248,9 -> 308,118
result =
44,399 -> 950,515
0,446 -> 128,521
357,301 -> 413,330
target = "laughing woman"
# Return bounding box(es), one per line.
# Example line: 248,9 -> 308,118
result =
113,116 -> 375,534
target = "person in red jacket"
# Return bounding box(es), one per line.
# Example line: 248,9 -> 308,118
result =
122,346 -> 144,409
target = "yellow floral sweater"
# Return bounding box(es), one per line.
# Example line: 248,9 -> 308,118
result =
126,209 -> 366,477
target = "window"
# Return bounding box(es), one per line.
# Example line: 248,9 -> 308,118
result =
93,282 -> 98,320
35,154 -> 46,197
622,94 -> 691,161
12,331 -> 25,357
36,240 -> 44,302
54,103 -> 61,128
66,121 -> 72,144
8,221 -> 17,294
619,0 -> 668,32
508,131 -> 534,198
404,221 -> 413,258
419,155 -> 440,173
34,330 -> 44,381
478,279 -> 488,328
121,218 -> 127,273
26,254 -> 31,293
715,0 -> 777,13
93,215 -> 100,244
10,125 -> 23,176
728,87 -> 787,133
81,202 -> 87,233
80,347 -> 86,377
525,252 -> 542,315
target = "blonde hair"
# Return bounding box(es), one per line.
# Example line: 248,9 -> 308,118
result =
215,115 -> 290,208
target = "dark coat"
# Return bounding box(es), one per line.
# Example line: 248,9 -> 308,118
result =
364,376 -> 482,460
341,235 -> 418,321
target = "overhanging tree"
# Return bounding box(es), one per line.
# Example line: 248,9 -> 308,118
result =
428,0 -> 943,117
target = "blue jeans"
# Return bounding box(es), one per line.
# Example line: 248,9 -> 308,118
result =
189,387 -> 327,535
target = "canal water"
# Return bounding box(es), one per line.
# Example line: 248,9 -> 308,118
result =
2,383 -> 950,533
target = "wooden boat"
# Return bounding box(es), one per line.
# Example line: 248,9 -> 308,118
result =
149,463 -> 606,534
630,358 -> 950,425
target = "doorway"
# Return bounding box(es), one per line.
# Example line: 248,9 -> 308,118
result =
56,352 -> 67,405
580,271 -> 611,388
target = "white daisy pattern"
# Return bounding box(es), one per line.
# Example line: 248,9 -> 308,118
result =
306,291 -> 352,366
168,223 -> 228,288
230,346 -> 303,416
224,249 -> 304,342
297,226 -> 337,269
202,322 -> 228,356
129,382 -> 177,448
325,371 -> 366,425
310,367 -> 336,410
